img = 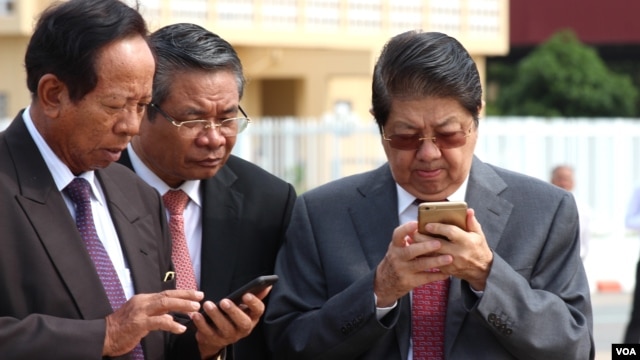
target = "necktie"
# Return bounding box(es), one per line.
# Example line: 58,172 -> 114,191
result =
65,178 -> 144,360
412,278 -> 449,359
162,190 -> 198,290
412,197 -> 449,360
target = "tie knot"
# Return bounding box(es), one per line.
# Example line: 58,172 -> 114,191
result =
64,177 -> 92,205
414,198 -> 449,206
163,190 -> 189,215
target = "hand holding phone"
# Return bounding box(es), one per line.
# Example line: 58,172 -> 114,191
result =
220,275 -> 279,306
417,201 -> 468,239
182,275 -> 279,330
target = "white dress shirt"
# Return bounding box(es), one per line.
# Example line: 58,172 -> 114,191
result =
126,143 -> 203,288
23,107 -> 136,299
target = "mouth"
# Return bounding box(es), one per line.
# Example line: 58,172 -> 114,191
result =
103,147 -> 125,162
414,168 -> 442,178
197,157 -> 223,167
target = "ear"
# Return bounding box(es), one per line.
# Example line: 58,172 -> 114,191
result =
36,74 -> 68,119
478,100 -> 486,117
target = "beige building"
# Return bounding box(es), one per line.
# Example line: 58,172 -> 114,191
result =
0,0 -> 508,122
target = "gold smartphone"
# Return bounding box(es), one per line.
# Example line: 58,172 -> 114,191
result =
417,201 -> 468,237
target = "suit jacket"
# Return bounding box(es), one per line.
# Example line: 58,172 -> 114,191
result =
119,150 -> 296,360
0,112 -> 196,360
265,157 -> 594,359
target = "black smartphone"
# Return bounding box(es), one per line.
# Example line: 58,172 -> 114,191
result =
190,275 -> 278,327
221,275 -> 279,305
180,275 -> 279,330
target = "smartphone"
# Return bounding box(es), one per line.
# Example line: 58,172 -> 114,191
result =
417,201 -> 468,238
183,275 -> 279,329
221,274 -> 279,305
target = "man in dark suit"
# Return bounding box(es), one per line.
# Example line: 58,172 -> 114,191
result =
265,31 -> 594,359
0,1 -> 244,358
117,23 -> 296,359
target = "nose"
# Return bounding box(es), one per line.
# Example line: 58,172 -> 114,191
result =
196,125 -> 227,148
114,109 -> 142,137
415,137 -> 441,160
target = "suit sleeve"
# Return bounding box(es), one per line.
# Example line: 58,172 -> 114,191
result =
264,197 -> 400,359
470,193 -> 594,360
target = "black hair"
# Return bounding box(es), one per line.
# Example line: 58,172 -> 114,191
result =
371,30 -> 482,130
25,0 -> 148,102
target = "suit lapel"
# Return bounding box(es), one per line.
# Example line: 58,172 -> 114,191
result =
349,164 -> 399,269
348,165 -> 413,357
97,169 -> 161,295
445,156 -> 513,357
200,166 -> 243,301
7,117 -> 113,319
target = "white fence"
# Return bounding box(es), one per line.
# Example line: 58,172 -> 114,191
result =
233,116 -> 640,242
3,116 -> 640,241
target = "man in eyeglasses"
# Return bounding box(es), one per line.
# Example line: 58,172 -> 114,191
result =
117,23 -> 296,359
265,31 -> 594,359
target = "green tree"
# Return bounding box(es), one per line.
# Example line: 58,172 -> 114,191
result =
496,29 -> 638,117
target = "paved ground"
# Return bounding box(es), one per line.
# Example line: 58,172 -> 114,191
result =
593,291 -> 632,360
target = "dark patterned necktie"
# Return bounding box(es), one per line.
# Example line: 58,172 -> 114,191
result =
412,198 -> 449,359
65,177 -> 144,360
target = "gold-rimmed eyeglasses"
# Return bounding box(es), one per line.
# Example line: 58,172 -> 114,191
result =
149,103 -> 251,139
382,125 -> 473,150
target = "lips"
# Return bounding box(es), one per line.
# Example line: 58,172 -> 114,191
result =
415,168 -> 442,178
197,157 -> 222,167
103,147 -> 125,162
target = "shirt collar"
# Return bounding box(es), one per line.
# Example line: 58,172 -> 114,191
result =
396,175 -> 470,215
23,107 -> 102,203
127,142 -> 202,206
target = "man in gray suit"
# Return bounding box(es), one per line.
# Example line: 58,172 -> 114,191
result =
265,31 -> 594,359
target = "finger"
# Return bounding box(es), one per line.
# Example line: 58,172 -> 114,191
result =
151,313 -> 189,334
144,292 -> 202,316
218,299 -> 255,334
413,253 -> 454,272
238,293 -> 266,320
466,208 -> 483,235
161,289 -> 205,301
392,221 -> 418,247
251,285 -> 272,301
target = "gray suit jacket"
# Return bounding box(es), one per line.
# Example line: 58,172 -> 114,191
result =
265,157 -> 594,359
119,150 -> 296,360
0,112 -> 196,359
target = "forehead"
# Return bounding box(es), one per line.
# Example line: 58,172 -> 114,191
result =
93,36 -> 154,98
387,96 -> 471,128
163,70 -> 239,106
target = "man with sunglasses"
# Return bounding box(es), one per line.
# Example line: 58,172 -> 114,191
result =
265,31 -> 593,359
118,23 -> 296,359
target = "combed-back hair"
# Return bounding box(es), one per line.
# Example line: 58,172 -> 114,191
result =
371,30 -> 482,130
147,23 -> 245,119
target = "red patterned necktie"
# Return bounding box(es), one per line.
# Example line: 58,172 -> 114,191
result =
65,177 -> 144,360
412,277 -> 449,359
162,190 -> 198,290
412,198 -> 449,360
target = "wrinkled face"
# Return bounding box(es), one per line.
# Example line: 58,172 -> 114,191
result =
134,70 -> 241,188
43,36 -> 154,175
381,96 -> 478,201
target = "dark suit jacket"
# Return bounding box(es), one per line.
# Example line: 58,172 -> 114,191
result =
119,150 -> 296,360
0,112 -> 198,360
265,158 -> 594,360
